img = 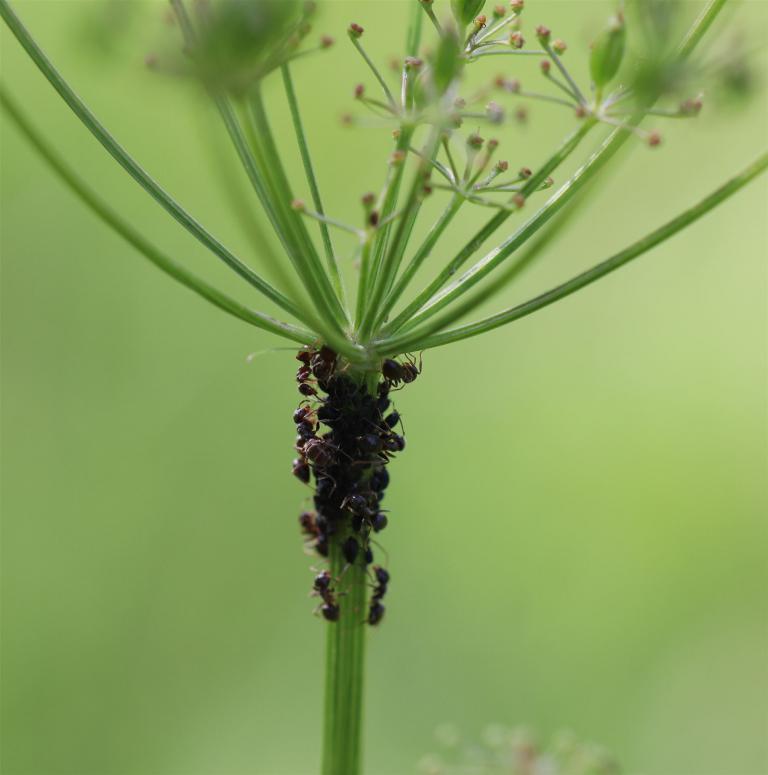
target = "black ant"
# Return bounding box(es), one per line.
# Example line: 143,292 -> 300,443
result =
312,570 -> 339,622
380,353 -> 421,388
367,565 -> 389,626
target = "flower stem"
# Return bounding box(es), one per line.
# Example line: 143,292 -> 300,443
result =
322,540 -> 368,775
375,150 -> 768,354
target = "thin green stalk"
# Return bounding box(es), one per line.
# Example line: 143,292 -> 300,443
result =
0,0 -> 309,325
375,151 -> 768,354
406,0 -> 423,57
0,87 -> 314,345
248,88 -> 349,330
281,63 -> 347,308
377,194 -> 464,325
355,126 -> 415,330
394,121 -> 634,332
384,119 -> 596,335
678,0 -> 728,59
349,35 -> 396,109
360,128 -> 442,337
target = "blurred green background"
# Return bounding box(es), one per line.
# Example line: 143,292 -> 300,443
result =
2,1 -> 767,773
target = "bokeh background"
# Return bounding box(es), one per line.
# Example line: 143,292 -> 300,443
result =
2,1 -> 767,773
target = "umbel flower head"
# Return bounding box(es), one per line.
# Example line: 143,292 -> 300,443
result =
179,0 -> 319,96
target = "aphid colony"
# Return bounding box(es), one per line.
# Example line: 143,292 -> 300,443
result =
292,345 -> 418,626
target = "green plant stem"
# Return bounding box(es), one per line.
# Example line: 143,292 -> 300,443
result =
377,194 -> 464,324
355,126 -> 415,330
248,88 -> 349,330
360,128 -> 442,337
281,63 -> 347,308
0,0 -> 311,326
384,120 -> 596,335
375,151 -> 768,354
322,540 -> 368,775
0,87 -> 314,345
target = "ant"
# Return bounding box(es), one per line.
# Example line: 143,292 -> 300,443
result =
366,565 -> 389,626
312,570 -> 339,622
380,353 -> 422,389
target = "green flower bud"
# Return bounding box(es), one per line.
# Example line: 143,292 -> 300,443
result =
450,0 -> 486,28
590,12 -> 626,90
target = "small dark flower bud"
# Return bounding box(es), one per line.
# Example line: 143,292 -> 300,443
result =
647,131 -> 662,147
513,193 -> 526,209
495,159 -> 509,172
509,31 -> 524,49
348,22 -> 364,39
519,166 -> 532,178
536,25 -> 551,44
540,59 -> 551,74
467,132 -> 484,149
361,192 -> 376,208
492,5 -> 506,19
474,14 -> 487,29
575,104 -> 588,119
354,83 -> 365,98
487,138 -> 499,151
404,56 -> 423,70
291,199 -> 306,211
510,0 -> 524,11
552,38 -> 567,54
320,35 -> 334,49
514,106 -> 528,123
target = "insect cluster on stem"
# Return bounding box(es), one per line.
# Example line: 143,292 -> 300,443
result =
292,346 -> 419,625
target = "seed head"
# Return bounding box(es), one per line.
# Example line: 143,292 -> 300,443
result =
348,22 -> 364,39
540,59 -> 551,74
536,25 -> 551,45
509,31 -> 525,49
354,83 -> 365,98
519,166 -> 532,178
495,159 -> 509,172
552,38 -> 567,55
513,193 -> 526,209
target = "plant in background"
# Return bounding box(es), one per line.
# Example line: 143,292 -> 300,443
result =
1,0 -> 764,772
418,724 -> 619,775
